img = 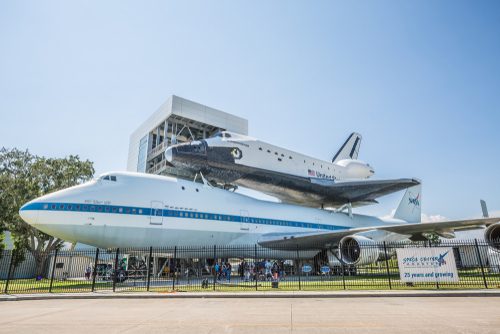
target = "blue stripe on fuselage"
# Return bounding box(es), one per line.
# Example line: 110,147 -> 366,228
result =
20,202 -> 348,231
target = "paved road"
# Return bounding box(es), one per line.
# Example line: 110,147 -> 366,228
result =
1,297 -> 499,333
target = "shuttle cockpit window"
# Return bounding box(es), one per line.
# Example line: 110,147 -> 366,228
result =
211,131 -> 232,139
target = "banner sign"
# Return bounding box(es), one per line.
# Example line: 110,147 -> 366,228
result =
396,247 -> 459,282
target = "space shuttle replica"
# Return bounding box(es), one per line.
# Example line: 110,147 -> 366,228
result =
165,131 -> 419,209
19,132 -> 500,266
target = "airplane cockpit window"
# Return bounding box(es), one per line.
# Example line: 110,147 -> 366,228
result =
101,175 -> 117,182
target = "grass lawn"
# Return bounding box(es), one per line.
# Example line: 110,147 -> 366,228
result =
2,270 -> 499,294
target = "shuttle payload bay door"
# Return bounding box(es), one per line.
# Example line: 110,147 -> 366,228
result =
150,201 -> 164,225
240,210 -> 250,231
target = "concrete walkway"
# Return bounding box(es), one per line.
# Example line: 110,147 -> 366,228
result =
1,294 -> 499,333
2,289 -> 500,301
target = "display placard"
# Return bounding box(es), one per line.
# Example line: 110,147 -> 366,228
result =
396,247 -> 459,282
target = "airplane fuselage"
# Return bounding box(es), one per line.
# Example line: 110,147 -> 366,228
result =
20,172 -> 408,258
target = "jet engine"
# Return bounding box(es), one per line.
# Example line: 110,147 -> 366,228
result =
338,235 -> 384,266
484,223 -> 500,252
334,159 -> 374,179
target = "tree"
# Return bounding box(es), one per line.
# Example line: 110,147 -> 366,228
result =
0,148 -> 94,277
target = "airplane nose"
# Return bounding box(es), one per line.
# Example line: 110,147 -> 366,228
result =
19,201 -> 39,225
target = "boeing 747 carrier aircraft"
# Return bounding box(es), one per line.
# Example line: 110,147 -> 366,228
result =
165,131 -> 419,209
19,172 -> 500,265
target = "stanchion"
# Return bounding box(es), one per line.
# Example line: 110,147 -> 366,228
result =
146,246 -> 152,292
49,248 -> 59,293
213,245 -> 217,291
383,242 -> 392,290
296,246 -> 301,291
474,239 -> 488,288
172,246 -> 177,291
254,244 -> 258,291
91,248 -> 100,292
112,248 -> 119,292
4,250 -> 14,294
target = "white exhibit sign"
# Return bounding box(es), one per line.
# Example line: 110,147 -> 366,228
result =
396,247 -> 459,282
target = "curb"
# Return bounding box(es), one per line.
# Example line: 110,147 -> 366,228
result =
2,290 -> 500,301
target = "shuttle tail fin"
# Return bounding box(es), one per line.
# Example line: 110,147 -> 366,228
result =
394,184 -> 422,223
332,132 -> 362,162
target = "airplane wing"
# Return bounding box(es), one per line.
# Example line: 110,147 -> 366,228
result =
258,217 -> 500,250
310,178 -> 421,205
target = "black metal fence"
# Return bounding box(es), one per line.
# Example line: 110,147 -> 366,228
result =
1,239 -> 500,294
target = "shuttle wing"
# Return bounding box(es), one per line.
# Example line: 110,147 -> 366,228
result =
258,217 -> 500,250
310,178 -> 421,206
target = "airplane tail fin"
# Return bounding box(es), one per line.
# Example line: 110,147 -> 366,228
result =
480,199 -> 489,218
394,184 -> 422,223
332,132 -> 362,163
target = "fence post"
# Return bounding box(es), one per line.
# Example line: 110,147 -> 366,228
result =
4,250 -> 14,294
49,248 -> 59,293
254,244 -> 258,291
383,242 -> 392,290
296,246 -> 301,291
112,248 -> 119,292
146,246 -> 152,292
474,239 -> 488,288
172,246 -> 177,291
213,245 -> 217,291
429,240 -> 439,290
91,248 -> 99,292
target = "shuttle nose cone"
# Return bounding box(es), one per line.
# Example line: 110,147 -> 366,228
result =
19,201 -> 39,226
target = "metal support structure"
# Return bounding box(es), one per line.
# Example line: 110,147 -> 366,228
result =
91,248 -> 99,292
334,203 -> 353,218
112,248 -> 119,292
172,246 -> 177,291
146,246 -> 153,292
383,242 -> 392,290
49,248 -> 59,293
4,250 -> 14,294
474,239 -> 488,288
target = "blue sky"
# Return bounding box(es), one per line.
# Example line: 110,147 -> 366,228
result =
1,1 -> 499,220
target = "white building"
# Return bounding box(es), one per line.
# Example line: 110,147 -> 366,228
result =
127,95 -> 248,177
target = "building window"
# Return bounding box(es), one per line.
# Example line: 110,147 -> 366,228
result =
137,134 -> 149,173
